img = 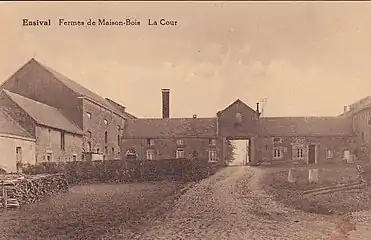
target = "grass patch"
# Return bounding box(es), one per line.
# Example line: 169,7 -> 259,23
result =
263,164 -> 371,215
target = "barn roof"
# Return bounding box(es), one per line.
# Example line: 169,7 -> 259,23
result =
0,109 -> 34,139
258,116 -> 354,137
3,90 -> 83,135
123,118 -> 218,138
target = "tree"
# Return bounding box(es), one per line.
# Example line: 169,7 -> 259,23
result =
226,140 -> 236,163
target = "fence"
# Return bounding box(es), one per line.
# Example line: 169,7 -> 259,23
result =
22,158 -> 221,185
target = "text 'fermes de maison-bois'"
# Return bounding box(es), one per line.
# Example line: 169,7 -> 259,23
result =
22,18 -> 178,27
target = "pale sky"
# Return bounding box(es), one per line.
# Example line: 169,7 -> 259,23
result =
0,2 -> 370,118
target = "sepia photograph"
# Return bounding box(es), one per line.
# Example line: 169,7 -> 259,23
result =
0,1 -> 370,239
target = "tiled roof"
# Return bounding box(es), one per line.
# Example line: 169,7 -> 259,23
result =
258,117 -> 354,137
123,118 -> 217,138
3,90 -> 83,135
30,59 -> 132,119
0,109 -> 34,139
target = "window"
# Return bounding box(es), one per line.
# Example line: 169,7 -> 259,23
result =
60,132 -> 65,151
177,139 -> 184,146
208,150 -> 217,162
292,147 -> 304,159
272,137 -> 282,143
112,148 -> 115,155
235,112 -> 243,124
72,154 -> 77,161
87,131 -> 92,138
96,148 -> 99,154
326,149 -> 334,159
16,147 -> 22,163
105,146 -> 108,154
104,119 -> 108,125
146,149 -> 155,160
273,147 -> 283,159
117,135 -> 120,146
209,139 -> 217,146
87,142 -> 92,152
104,131 -> 108,144
147,139 -> 155,146
87,112 -> 92,119
117,125 -> 121,131
368,119 -> 371,125
176,149 -> 185,159
46,152 -> 53,162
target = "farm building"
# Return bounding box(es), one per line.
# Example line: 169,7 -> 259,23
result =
122,88 -> 368,166
0,89 -> 83,166
0,109 -> 36,173
0,58 -> 136,162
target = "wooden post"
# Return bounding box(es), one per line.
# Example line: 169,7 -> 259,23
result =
1,181 -> 6,209
288,169 -> 295,183
309,169 -> 319,184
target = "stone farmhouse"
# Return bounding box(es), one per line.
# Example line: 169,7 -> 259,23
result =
0,58 -> 136,172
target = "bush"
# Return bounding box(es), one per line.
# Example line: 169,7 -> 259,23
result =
23,159 -> 218,185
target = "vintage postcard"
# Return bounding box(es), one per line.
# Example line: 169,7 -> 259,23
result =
0,1 -> 370,239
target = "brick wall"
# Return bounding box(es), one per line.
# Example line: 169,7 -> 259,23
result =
121,137 -> 222,164
35,126 -> 83,163
256,135 -> 356,164
82,99 -> 125,160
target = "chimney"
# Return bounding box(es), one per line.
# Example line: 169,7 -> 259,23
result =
162,89 -> 170,119
193,114 -> 197,118
344,105 -> 348,113
256,102 -> 260,116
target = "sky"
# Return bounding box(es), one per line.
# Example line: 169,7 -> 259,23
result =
0,2 -> 371,118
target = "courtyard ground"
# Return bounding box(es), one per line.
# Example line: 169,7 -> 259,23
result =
0,181 -> 186,240
1,165 -> 371,240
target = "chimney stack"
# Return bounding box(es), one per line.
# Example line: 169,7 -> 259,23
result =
193,114 -> 197,118
344,105 -> 348,113
256,102 -> 260,116
162,89 -> 170,119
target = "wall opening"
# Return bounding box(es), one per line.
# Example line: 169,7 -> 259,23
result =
229,139 -> 250,166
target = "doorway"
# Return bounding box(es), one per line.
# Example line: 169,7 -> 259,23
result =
308,144 -> 316,164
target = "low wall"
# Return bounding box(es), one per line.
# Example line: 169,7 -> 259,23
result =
22,159 -> 222,184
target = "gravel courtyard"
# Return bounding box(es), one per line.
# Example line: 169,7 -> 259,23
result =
2,166 -> 371,240
103,166 -> 350,240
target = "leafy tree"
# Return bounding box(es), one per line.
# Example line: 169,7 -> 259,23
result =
226,140 -> 236,163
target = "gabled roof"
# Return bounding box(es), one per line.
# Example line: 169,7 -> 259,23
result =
217,99 -> 257,116
0,109 -> 34,139
20,59 -> 132,119
258,116 -> 354,137
123,118 -> 217,138
2,90 -> 83,135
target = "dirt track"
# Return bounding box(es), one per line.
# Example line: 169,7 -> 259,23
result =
104,166 -> 347,240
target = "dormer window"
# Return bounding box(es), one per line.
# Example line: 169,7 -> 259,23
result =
147,138 -> 155,146
272,137 -> 282,143
87,112 -> 92,119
